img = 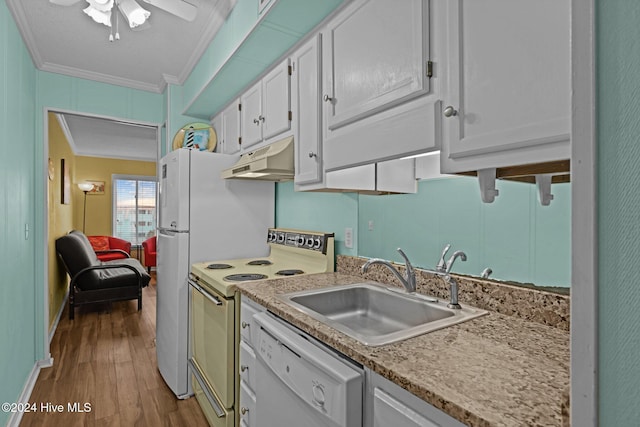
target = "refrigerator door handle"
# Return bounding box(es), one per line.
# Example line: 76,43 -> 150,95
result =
188,280 -> 223,306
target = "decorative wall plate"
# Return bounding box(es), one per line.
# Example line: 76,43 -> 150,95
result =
172,122 -> 217,152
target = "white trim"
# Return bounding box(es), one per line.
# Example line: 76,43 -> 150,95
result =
55,113 -> 79,155
571,0 -> 597,425
38,61 -> 164,93
6,358 -> 53,427
48,287 -> 70,343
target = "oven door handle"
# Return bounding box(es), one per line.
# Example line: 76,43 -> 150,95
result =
188,280 -> 223,306
189,359 -> 226,418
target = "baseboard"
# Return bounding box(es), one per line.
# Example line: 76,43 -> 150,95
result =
49,288 -> 69,343
6,357 -> 52,427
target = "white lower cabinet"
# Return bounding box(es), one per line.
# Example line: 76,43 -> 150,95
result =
365,369 -> 466,427
238,296 -> 265,427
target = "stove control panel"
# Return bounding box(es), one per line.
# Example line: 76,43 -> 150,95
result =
267,229 -> 334,254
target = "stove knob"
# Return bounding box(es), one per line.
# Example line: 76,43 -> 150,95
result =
313,238 -> 322,250
277,233 -> 285,243
297,236 -> 305,246
306,237 -> 314,247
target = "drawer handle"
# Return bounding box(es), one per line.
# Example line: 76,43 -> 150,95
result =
241,407 -> 249,415
308,151 -> 317,158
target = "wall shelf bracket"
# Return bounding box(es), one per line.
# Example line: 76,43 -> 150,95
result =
477,168 -> 499,203
535,174 -> 555,206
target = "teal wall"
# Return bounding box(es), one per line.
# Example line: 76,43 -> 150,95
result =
33,72 -> 164,366
276,178 -> 571,287
275,183 -> 359,256
597,1 -> 640,424
0,2 -> 37,426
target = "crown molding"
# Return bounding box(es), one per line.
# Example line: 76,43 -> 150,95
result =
40,61 -> 164,93
55,113 -> 79,155
170,0 -> 237,86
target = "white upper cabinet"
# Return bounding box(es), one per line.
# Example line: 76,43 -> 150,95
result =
240,60 -> 292,150
262,61 -> 291,140
440,0 -> 570,174
211,99 -> 241,155
291,35 -> 323,185
321,0 -> 439,172
223,100 -> 241,155
240,82 -> 263,149
323,0 -> 430,131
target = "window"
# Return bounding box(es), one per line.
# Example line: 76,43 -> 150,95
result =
113,175 -> 157,246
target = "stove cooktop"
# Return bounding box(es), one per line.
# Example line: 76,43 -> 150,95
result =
190,228 -> 335,297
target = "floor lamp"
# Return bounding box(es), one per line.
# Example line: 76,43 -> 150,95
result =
78,183 -> 94,233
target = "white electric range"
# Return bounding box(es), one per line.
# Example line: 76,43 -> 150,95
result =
188,228 -> 335,427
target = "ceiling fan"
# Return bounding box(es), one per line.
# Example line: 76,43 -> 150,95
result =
50,0 -> 197,41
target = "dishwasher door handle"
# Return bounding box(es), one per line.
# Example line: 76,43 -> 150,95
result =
188,280 -> 223,306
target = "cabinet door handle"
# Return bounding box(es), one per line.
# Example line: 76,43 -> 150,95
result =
240,365 -> 248,372
443,106 -> 458,117
240,407 -> 249,415
259,115 -> 265,122
323,94 -> 333,103
308,152 -> 317,158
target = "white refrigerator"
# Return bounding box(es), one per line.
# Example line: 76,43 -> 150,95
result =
156,148 -> 274,398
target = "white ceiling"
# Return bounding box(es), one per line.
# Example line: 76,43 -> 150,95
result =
7,0 -> 237,161
56,113 -> 159,161
6,0 -> 236,93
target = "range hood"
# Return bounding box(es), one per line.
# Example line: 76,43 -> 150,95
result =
222,136 -> 294,181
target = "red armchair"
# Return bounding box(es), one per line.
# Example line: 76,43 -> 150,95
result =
142,236 -> 157,273
87,235 -> 131,262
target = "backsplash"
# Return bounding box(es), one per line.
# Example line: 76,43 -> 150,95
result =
337,255 -> 570,331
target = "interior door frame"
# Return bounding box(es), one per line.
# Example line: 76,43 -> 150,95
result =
42,107 -> 162,351
571,0 -> 597,425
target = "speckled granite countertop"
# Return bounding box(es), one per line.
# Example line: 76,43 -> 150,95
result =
237,272 -> 570,427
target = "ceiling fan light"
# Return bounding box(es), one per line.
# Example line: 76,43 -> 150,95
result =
83,5 -> 112,27
85,0 -> 113,12
118,0 -> 151,28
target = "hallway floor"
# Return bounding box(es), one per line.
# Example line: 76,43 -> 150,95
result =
21,276 -> 209,426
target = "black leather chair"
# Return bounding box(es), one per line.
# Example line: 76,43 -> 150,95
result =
56,230 -> 151,319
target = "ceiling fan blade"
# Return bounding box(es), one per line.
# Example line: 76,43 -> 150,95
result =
141,0 -> 197,22
50,0 -> 82,6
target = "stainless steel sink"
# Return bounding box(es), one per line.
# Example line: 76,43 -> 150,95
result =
277,282 -> 488,346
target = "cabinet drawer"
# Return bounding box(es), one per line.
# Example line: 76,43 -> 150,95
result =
239,380 -> 256,427
239,340 -> 256,390
240,298 -> 261,345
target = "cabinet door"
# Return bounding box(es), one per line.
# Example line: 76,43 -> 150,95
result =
292,35 -> 322,185
211,113 -> 223,153
241,81 -> 263,149
262,59 -> 291,141
441,0 -> 570,171
222,100 -> 241,155
323,0 -> 429,131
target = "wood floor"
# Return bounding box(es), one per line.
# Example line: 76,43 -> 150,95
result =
21,275 -> 209,427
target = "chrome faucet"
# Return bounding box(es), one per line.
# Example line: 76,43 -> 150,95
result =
432,244 -> 467,309
361,248 -> 416,293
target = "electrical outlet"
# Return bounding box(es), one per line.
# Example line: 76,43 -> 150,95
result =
345,227 -> 353,249
368,220 -> 374,231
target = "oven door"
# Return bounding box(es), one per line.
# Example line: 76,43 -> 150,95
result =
189,278 -> 236,410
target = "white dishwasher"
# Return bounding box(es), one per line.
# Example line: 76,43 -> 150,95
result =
252,312 -> 363,427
